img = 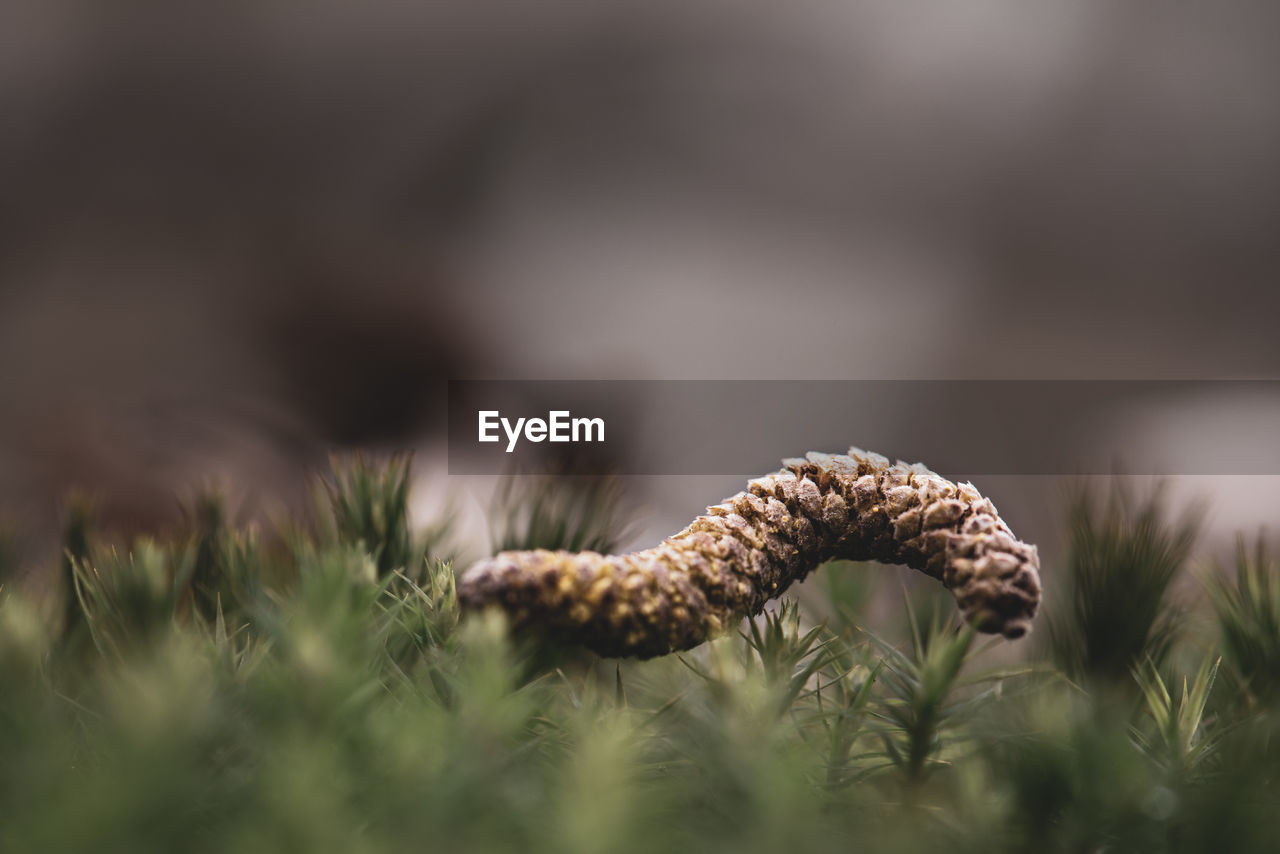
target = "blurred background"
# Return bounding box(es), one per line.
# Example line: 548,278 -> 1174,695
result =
3,1 -> 1279,582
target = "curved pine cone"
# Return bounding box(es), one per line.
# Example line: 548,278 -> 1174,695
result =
458,448 -> 1041,658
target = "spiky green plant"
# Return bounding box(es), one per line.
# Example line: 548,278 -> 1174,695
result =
867,605 -> 981,784
1050,481 -> 1200,686
1131,655 -> 1222,783
817,654 -> 880,791
1207,536 -> 1280,708
319,454 -> 420,577
70,539 -> 192,659
59,491 -> 95,639
490,471 -> 633,555
743,600 -> 836,715
975,680 -> 1164,853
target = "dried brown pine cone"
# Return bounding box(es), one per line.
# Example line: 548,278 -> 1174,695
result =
458,448 -> 1041,658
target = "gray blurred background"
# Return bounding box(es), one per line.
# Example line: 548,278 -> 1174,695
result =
3,1 -> 1279,578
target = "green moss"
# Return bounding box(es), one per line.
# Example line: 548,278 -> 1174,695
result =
0,459 -> 1276,853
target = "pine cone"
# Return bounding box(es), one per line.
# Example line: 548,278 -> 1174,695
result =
458,448 -> 1041,658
